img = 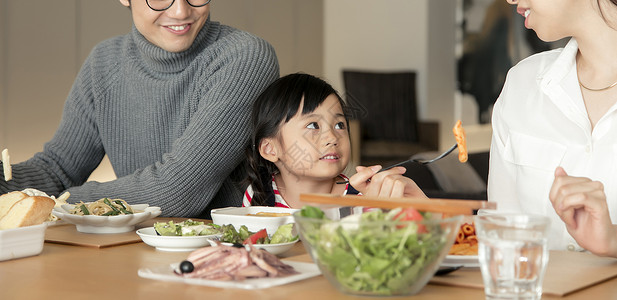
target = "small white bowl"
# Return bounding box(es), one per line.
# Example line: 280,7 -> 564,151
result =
0,223 -> 47,261
210,206 -> 298,235
206,237 -> 299,256
136,227 -> 220,252
52,204 -> 162,234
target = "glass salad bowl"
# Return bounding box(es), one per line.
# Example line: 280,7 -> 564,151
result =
293,207 -> 462,296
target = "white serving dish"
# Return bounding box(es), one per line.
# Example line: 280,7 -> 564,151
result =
0,223 -> 47,261
210,206 -> 298,235
441,255 -> 480,268
206,237 -> 298,256
136,227 -> 220,252
138,260 -> 321,289
52,204 -> 162,234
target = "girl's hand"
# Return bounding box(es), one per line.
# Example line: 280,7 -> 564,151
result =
349,165 -> 427,199
549,167 -> 617,257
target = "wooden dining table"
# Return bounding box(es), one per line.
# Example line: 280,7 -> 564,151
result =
2,218 -> 617,300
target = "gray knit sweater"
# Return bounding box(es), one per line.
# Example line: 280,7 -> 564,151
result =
0,19 -> 279,218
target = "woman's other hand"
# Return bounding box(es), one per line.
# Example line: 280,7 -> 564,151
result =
549,167 -> 617,257
349,165 -> 427,199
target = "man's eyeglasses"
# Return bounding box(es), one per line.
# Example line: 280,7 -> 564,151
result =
146,0 -> 211,11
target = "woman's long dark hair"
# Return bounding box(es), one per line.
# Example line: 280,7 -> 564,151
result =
245,73 -> 347,206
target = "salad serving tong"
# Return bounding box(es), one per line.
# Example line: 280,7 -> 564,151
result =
299,193 -> 495,215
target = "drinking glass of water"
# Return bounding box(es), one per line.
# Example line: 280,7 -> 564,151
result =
475,214 -> 551,300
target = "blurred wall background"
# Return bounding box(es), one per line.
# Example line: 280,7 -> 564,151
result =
0,0 -> 488,182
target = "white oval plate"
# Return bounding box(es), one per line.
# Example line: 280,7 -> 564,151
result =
206,237 -> 298,256
136,227 -> 220,252
442,255 -> 479,267
138,260 -> 321,289
52,204 -> 162,234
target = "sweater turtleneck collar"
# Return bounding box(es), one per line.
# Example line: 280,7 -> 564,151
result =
130,17 -> 219,74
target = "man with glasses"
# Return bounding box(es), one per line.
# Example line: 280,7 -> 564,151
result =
0,0 -> 279,219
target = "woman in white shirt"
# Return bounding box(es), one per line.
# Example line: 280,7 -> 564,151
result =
490,0 -> 617,256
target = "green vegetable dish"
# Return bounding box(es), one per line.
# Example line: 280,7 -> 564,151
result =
70,198 -> 134,216
219,223 -> 299,245
296,206 -> 458,296
154,220 -> 222,236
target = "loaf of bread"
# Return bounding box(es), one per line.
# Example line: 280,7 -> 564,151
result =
0,191 -> 28,220
0,192 -> 55,230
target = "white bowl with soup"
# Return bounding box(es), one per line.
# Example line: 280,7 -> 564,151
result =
210,206 -> 298,235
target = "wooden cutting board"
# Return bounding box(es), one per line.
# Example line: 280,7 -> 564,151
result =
44,224 -> 143,248
430,250 -> 617,296
44,217 -> 209,248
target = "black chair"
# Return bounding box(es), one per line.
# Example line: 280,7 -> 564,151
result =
342,70 -> 439,167
402,151 -> 489,200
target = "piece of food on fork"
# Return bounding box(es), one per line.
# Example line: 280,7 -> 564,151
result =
453,120 -> 467,163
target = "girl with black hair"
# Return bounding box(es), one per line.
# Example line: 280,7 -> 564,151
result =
243,73 -> 426,208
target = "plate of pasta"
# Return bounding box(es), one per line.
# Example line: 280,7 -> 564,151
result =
442,221 -> 479,267
52,198 -> 162,234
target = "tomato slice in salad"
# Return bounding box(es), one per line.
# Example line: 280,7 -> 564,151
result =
395,207 -> 423,221
394,208 -> 426,233
243,228 -> 268,245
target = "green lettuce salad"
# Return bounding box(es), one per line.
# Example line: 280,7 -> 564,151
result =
297,206 -> 449,296
219,223 -> 298,245
154,219 -> 299,245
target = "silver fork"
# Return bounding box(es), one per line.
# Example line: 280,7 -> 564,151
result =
336,143 -> 458,184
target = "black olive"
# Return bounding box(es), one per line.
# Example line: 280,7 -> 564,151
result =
179,260 -> 194,273
232,243 -> 244,248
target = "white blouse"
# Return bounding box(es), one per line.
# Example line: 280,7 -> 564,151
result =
488,38 -> 617,251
